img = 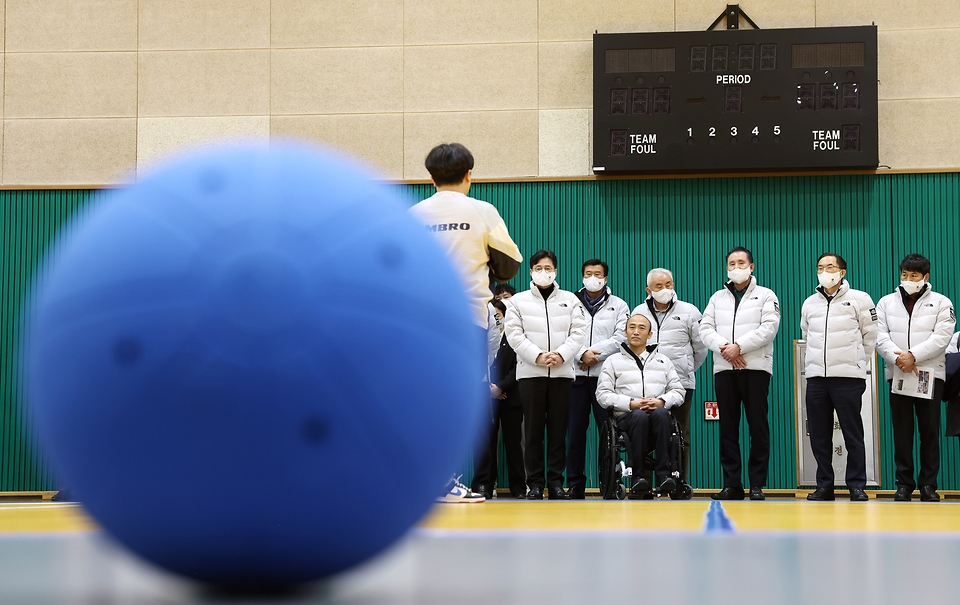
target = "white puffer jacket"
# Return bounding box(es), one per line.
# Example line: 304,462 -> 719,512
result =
504,282 -> 587,380
700,276 -> 781,374
574,288 -> 630,378
632,296 -> 708,389
876,284 -> 956,381
595,344 -> 686,417
800,281 -> 878,379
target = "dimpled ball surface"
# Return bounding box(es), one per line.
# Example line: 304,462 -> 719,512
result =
26,143 -> 485,586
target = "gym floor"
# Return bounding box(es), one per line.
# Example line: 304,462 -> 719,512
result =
2,496 -> 959,604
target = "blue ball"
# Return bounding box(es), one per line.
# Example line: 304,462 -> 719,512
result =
26,143 -> 485,585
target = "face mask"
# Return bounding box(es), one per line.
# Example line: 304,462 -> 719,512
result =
818,271 -> 842,290
532,270 -> 556,288
727,268 -> 751,284
582,276 -> 605,292
900,279 -> 925,295
651,288 -> 675,304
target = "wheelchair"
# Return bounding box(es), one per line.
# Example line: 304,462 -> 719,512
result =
597,412 -> 693,500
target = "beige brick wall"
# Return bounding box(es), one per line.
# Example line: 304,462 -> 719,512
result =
0,0 -> 957,185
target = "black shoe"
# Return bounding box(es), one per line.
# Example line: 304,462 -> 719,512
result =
526,486 -> 544,500
919,485 -> 940,502
893,487 -> 913,502
658,477 -> 677,495
749,487 -> 766,501
628,478 -> 653,500
567,486 -> 585,500
548,486 -> 570,500
849,488 -> 869,502
806,487 -> 836,501
512,490 -> 527,499
711,486 -> 745,500
473,485 -> 493,500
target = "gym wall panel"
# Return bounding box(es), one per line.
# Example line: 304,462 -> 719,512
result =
1,174 -> 957,492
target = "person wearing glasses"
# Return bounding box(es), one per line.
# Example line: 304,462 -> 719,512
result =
800,253 -> 877,502
504,250 -> 587,500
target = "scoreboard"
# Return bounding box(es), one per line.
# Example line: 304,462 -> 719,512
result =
593,26 -> 878,174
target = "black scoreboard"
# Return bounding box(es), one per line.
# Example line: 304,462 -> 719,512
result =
593,26 -> 878,174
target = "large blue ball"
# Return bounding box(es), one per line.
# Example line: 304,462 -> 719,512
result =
26,143 -> 485,585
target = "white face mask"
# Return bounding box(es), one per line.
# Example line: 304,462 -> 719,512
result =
727,268 -> 751,284
900,279 -> 926,295
650,288 -> 675,305
818,271 -> 842,290
532,270 -> 556,288
582,276 -> 605,292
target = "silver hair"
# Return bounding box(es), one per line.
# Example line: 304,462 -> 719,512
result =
646,268 -> 674,287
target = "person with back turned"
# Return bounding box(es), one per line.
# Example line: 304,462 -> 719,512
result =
800,253 -> 877,502
700,246 -> 781,501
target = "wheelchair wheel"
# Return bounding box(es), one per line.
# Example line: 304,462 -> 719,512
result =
669,483 -> 694,500
597,417 -> 620,500
616,483 -> 626,500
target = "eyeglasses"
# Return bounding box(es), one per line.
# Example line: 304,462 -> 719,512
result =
816,265 -> 841,273
532,267 -> 555,274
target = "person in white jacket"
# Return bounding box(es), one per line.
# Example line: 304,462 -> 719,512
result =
700,247 -> 781,501
800,253 -> 877,502
596,314 -> 685,498
876,253 -> 956,502
504,250 -> 587,500
631,268 -> 707,480
565,258 -> 630,499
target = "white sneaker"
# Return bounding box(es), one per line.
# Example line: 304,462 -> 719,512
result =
437,476 -> 485,503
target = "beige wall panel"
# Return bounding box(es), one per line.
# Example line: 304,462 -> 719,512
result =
816,0 -> 960,30
599,0 -> 675,34
271,114 -> 403,179
137,117 -> 270,176
5,53 -> 136,118
539,42 -> 592,110
539,109 -> 591,176
403,111 -> 538,179
271,0 -> 402,48
879,99 -> 960,169
405,44 -> 538,112
3,118 -> 137,185
404,0 -> 537,45
539,0 -> 601,42
676,0 -> 816,31
139,0 -> 270,50
139,51 -> 270,117
879,29 -> 960,100
6,0 -> 137,51
272,48 -> 403,115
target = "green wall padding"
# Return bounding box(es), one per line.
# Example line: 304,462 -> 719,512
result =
2,174 -> 958,492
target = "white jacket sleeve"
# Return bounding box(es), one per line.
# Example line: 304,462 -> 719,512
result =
689,307 -> 708,372
875,299 -> 900,365
699,294 -> 726,353
858,294 -> 878,360
557,304 -> 588,364
799,298 -> 810,342
596,358 -> 632,414
736,290 -> 781,354
504,303 -> 543,366
662,365 -> 686,410
589,301 -> 630,362
909,298 -> 957,363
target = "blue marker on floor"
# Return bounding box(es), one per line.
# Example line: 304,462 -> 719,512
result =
703,501 -> 735,534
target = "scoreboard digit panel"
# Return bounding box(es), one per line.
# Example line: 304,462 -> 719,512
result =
593,26 -> 878,174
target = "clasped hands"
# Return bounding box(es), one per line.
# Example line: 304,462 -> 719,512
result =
536,351 -> 565,367
894,350 -> 918,376
720,343 -> 747,369
629,397 -> 665,411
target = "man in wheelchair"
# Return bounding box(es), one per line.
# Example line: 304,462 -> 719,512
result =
596,314 -> 686,499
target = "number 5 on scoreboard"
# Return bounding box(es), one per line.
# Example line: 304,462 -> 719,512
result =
774,125 -> 781,135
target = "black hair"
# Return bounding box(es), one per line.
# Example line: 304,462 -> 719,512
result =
900,253 -> 930,275
726,246 -> 754,264
424,143 -> 475,186
529,249 -> 558,269
494,283 -> 516,296
817,252 -> 847,270
491,299 -> 507,316
581,258 -> 609,277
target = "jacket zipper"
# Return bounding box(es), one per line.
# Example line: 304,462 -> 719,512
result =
586,312 -> 596,377
823,294 -> 832,375
544,293 -> 552,378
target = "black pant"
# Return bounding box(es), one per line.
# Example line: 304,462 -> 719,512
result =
715,370 -> 771,489
890,379 -> 944,490
520,377 -> 572,490
673,388 -> 694,480
472,398 -> 525,496
565,376 -> 609,492
617,407 -> 672,482
806,377 -> 867,490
